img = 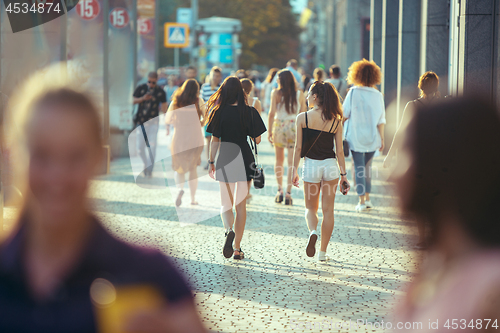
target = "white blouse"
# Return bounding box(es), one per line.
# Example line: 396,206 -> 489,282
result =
343,86 -> 386,153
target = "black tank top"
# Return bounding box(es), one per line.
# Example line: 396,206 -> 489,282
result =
301,112 -> 339,160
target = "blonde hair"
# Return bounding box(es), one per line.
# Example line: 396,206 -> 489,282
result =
5,62 -> 102,207
347,59 -> 382,87
313,68 -> 326,82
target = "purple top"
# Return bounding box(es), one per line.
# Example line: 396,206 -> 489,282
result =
0,216 -> 192,333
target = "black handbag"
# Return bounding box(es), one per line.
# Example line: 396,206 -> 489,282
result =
249,109 -> 264,189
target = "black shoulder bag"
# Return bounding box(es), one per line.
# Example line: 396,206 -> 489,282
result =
249,109 -> 265,189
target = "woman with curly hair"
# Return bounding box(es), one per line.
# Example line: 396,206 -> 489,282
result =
343,59 -> 386,212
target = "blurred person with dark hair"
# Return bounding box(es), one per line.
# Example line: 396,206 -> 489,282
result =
343,59 -> 385,212
302,74 -> 313,92
384,71 -> 440,249
326,65 -> 347,100
0,66 -> 206,333
166,79 -> 206,206
292,81 -> 349,261
132,71 -> 167,177
241,78 -> 262,114
260,68 -> 279,113
205,77 -> 266,260
392,96 -> 500,332
268,70 -> 307,205
201,67 -> 223,170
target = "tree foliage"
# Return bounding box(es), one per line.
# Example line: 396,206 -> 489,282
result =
175,0 -> 300,69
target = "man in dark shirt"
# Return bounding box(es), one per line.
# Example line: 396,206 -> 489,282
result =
133,71 -> 167,177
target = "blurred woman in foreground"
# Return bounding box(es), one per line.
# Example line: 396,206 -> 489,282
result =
0,65 -> 206,333
393,97 -> 500,332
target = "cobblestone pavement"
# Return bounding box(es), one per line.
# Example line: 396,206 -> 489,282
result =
2,121 -> 420,332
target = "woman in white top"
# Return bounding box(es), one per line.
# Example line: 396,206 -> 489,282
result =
241,78 -> 262,114
268,69 -> 307,205
343,59 -> 386,212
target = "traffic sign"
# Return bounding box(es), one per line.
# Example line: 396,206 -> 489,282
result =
138,18 -> 152,35
164,23 -> 189,48
109,8 -> 130,29
76,0 -> 100,21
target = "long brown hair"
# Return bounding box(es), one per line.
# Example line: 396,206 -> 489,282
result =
276,69 -> 297,114
205,76 -> 248,126
172,79 -> 202,118
310,81 -> 343,121
240,78 -> 254,95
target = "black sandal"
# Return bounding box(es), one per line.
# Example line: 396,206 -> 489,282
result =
233,248 -> 244,260
285,192 -> 293,205
223,230 -> 235,258
275,189 -> 284,203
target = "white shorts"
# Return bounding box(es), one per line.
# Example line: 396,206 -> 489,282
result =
302,157 -> 339,183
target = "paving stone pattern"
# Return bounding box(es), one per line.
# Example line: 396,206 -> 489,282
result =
2,122 -> 421,332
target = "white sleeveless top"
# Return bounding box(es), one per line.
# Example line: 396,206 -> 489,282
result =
275,90 -> 300,121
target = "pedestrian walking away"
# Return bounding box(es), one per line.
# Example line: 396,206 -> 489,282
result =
132,71 -> 167,177
343,59 -> 385,212
292,81 -> 350,261
241,78 -> 262,114
205,77 -> 266,260
325,65 -> 348,100
165,79 -> 206,207
384,71 -> 440,250
201,66 -> 223,170
260,68 -> 279,113
268,69 -> 307,205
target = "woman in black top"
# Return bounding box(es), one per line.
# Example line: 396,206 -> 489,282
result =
292,81 -> 350,261
206,77 -> 266,260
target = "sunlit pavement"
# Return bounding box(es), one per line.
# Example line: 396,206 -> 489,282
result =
3,120 -> 420,332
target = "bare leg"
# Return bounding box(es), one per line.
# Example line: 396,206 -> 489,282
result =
285,147 -> 294,196
174,171 -> 185,190
233,181 -> 250,250
188,165 -> 198,204
219,182 -> 235,231
320,179 -> 338,252
303,182 -> 321,231
274,147 -> 285,192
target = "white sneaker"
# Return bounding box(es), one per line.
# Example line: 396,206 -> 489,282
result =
355,203 -> 367,212
365,200 -> 373,209
318,251 -> 329,261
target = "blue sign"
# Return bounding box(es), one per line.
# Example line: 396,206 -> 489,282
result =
220,48 -> 233,64
167,25 -> 188,47
219,33 -> 232,46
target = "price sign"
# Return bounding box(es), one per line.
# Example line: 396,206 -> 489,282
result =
76,0 -> 100,21
109,8 -> 129,28
138,17 -> 152,35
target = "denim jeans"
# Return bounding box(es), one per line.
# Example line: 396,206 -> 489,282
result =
351,151 -> 375,196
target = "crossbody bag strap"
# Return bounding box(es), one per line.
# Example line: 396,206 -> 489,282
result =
304,116 -> 328,157
249,108 -> 259,165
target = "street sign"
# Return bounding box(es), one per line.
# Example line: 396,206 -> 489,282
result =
109,8 -> 130,29
138,18 -> 152,35
176,8 -> 192,26
76,0 -> 100,21
164,23 -> 189,48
